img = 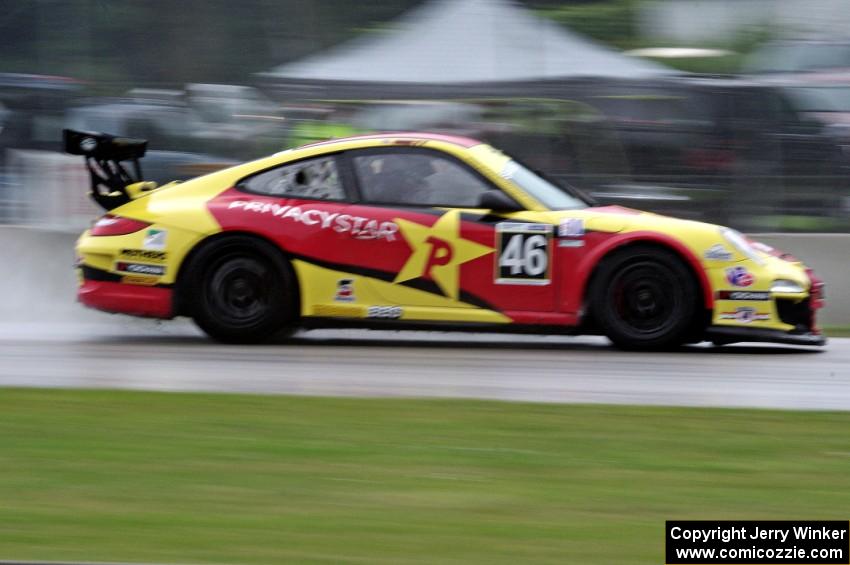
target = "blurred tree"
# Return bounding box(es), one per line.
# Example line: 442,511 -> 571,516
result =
536,0 -> 640,49
0,0 -> 423,90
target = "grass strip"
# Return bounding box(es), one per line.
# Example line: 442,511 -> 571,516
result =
1,388 -> 849,564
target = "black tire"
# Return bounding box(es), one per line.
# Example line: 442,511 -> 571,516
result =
591,245 -> 700,350
183,236 -> 297,343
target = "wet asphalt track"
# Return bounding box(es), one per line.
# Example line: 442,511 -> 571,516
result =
0,319 -> 847,410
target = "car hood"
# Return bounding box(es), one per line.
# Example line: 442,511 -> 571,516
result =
531,204 -> 710,235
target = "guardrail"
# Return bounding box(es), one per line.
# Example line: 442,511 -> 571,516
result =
1,227 -> 845,328
0,154 -> 848,233
0,150 -> 98,230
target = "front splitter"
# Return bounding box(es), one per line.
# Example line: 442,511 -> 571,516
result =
706,326 -> 826,346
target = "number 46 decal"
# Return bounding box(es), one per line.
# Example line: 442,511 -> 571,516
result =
495,223 -> 553,285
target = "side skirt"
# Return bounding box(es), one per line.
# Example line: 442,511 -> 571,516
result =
299,317 -> 588,336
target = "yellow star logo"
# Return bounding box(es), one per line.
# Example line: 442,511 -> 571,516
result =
393,210 -> 493,300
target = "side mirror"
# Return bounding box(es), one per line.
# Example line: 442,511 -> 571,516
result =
477,190 -> 522,212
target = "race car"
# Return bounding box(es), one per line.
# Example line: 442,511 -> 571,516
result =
66,128 -> 826,349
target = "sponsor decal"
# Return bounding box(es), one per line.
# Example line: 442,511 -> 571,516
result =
366,305 -> 403,319
79,137 -> 97,152
495,222 -> 553,285
725,266 -> 755,287
334,279 -> 355,302
121,274 -> 160,286
312,304 -> 364,317
558,239 -> 585,248
558,218 -> 585,237
119,249 -> 167,263
717,290 -> 770,301
751,241 -> 775,254
386,139 -> 425,147
500,161 -> 520,179
393,210 -> 493,300
143,228 -> 167,250
498,222 -> 550,233
704,243 -> 733,261
115,262 -> 166,276
228,200 -> 398,241
719,307 -> 770,323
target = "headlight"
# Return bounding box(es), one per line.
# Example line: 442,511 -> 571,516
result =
771,280 -> 805,293
720,227 -> 765,265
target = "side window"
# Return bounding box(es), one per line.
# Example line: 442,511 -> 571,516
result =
238,156 -> 345,200
352,151 -> 492,207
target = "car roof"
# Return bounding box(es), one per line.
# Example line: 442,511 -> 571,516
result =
300,131 -> 484,150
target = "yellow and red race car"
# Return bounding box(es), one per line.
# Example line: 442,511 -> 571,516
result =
66,129 -> 825,349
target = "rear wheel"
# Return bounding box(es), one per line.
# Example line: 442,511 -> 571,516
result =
591,245 -> 700,350
185,236 -> 297,343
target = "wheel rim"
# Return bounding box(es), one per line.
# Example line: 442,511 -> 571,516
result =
609,261 -> 680,336
205,254 -> 274,327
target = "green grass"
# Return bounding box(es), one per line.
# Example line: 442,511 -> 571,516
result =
824,326 -> 850,338
2,389 -> 850,564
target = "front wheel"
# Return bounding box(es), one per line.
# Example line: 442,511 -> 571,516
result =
185,237 -> 297,343
591,245 -> 701,350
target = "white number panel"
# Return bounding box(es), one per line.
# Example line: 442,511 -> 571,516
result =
495,223 -> 553,285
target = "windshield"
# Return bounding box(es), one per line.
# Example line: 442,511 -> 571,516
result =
500,160 -> 588,210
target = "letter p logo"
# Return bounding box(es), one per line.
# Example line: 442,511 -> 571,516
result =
424,236 -> 453,279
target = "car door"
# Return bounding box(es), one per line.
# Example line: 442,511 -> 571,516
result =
209,153 -> 378,314
338,146 -> 558,318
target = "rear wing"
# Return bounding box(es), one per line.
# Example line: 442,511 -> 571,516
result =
63,129 -> 148,211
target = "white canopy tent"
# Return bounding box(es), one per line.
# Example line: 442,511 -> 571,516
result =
259,0 -> 674,98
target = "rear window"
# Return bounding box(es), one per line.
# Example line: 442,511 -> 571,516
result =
238,155 -> 346,200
